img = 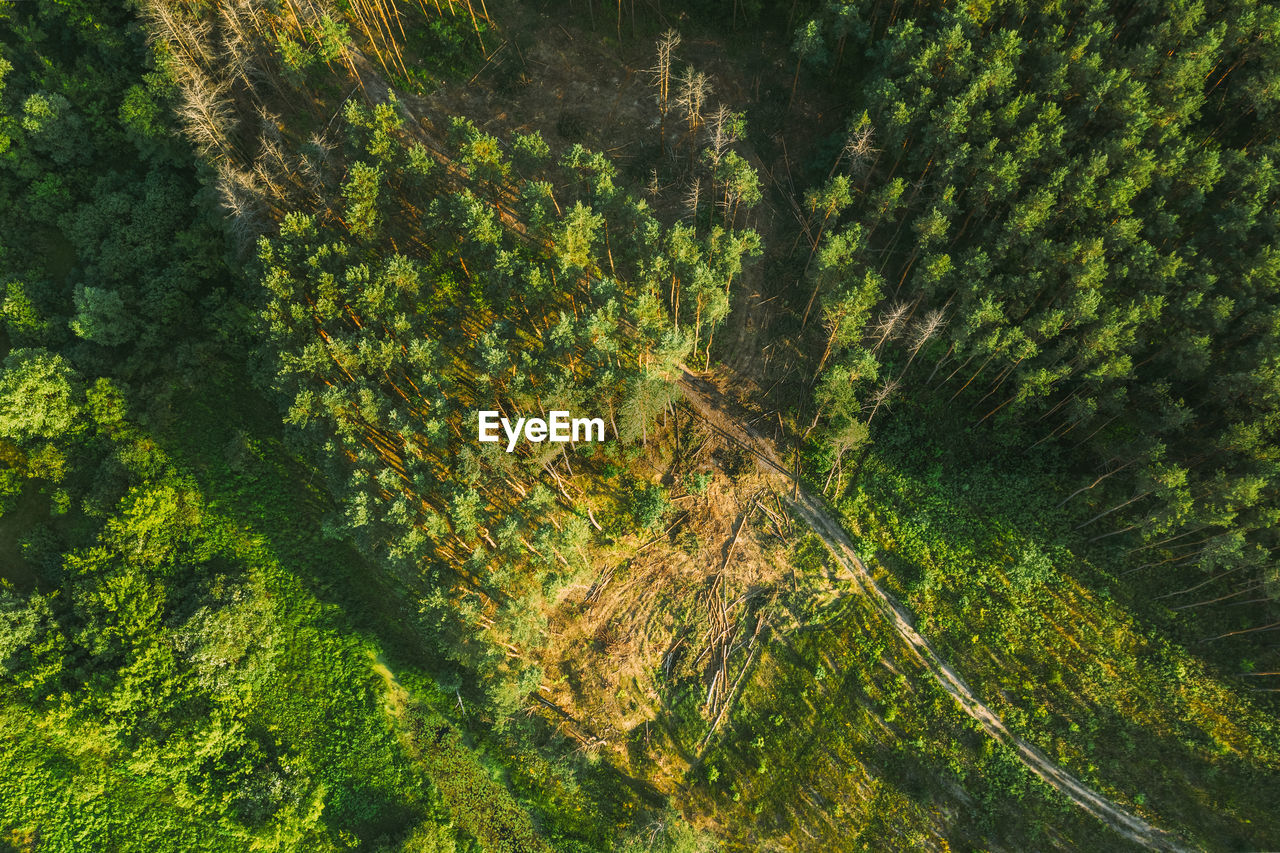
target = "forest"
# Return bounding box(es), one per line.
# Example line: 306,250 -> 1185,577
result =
0,0 -> 1276,850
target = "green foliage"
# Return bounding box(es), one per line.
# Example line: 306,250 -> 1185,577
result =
829,433 -> 1280,849
615,810 -> 718,853
0,348 -> 83,443
343,161 -> 385,240
7,0 -> 1279,850
0,6 -> 504,851
799,0 -> 1280,637
690,585 -> 1106,850
1,279 -> 48,341
686,471 -> 712,496
0,391 -> 464,850
627,482 -> 672,531
70,283 -> 134,345
255,106 -> 758,724
316,14 -> 351,63
0,0 -> 226,379
555,201 -> 605,272
512,131 -> 551,171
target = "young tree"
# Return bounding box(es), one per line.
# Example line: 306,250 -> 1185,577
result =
342,161 -> 384,240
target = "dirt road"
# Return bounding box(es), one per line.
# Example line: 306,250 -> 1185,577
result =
675,367 -> 1196,853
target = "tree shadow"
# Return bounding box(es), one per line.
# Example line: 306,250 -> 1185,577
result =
146,366 -> 669,844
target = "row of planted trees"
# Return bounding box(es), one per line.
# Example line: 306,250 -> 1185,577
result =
790,0 -> 1280,631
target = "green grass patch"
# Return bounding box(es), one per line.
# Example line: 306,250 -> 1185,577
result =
832,448 -> 1280,850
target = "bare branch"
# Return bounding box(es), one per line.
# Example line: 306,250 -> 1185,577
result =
868,302 -> 910,351
908,308 -> 947,356
683,179 -> 702,219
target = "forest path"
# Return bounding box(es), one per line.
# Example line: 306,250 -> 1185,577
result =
674,366 -> 1196,853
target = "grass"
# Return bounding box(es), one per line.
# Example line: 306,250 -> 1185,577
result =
0,434 -> 449,851
682,534 -> 1144,851
821,420 -> 1280,850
